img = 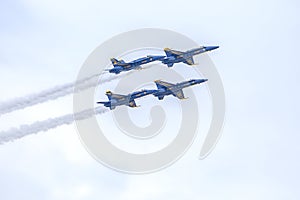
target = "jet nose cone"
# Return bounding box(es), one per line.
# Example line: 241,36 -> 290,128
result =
205,46 -> 219,51
196,79 -> 208,83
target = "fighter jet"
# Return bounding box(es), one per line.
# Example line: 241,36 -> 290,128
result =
152,79 -> 208,100
107,55 -> 165,74
97,89 -> 156,110
161,46 -> 219,67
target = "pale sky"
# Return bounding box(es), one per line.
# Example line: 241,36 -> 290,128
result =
0,0 -> 299,199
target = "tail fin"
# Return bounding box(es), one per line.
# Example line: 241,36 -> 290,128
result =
105,90 -> 113,100
111,58 -> 126,67
110,58 -> 119,65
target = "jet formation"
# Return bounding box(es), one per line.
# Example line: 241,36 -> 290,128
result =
106,46 -> 218,74
98,46 -> 218,109
97,79 -> 208,110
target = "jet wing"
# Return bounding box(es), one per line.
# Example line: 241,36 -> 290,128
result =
111,58 -> 126,65
183,57 -> 195,65
155,80 -> 175,89
173,90 -> 185,99
164,48 -> 184,57
111,58 -> 128,68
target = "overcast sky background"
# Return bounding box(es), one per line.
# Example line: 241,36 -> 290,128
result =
0,0 -> 300,199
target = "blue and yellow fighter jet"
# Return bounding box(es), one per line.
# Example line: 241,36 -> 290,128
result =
107,55 -> 165,74
152,79 -> 208,100
161,46 -> 219,67
97,89 -> 156,110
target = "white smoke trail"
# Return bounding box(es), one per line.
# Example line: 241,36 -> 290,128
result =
0,64 -> 156,144
0,72 -> 125,116
0,107 -> 108,145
